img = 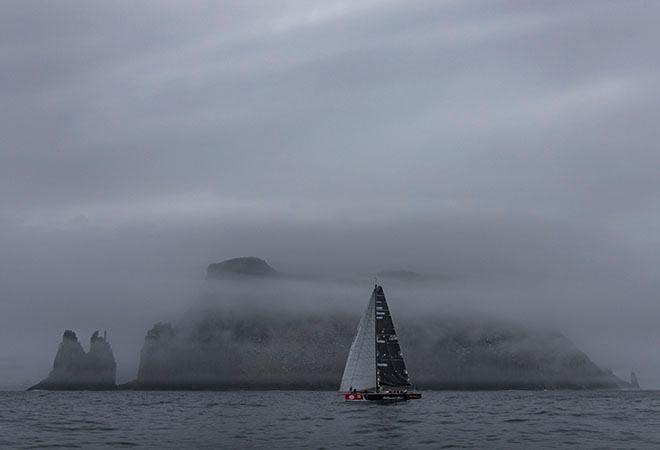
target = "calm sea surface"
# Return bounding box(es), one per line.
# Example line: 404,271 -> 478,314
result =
1,390 -> 660,449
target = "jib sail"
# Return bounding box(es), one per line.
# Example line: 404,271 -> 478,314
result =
339,292 -> 376,392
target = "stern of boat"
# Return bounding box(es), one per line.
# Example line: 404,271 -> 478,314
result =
343,391 -> 422,402
343,392 -> 367,401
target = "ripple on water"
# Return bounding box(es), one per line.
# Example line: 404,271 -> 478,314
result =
1,391 -> 660,449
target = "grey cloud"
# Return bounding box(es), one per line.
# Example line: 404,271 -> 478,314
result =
1,0 -> 660,388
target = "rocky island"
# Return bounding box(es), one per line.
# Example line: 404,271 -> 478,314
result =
29,258 -> 636,391
128,257 -> 635,390
132,312 -> 632,390
29,330 -> 117,390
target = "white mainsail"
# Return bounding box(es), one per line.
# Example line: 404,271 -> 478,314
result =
339,292 -> 376,392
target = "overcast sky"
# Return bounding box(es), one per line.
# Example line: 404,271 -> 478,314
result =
2,0 -> 660,388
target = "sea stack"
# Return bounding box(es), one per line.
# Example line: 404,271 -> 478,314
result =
630,372 -> 640,389
135,322 -> 177,388
28,330 -> 117,390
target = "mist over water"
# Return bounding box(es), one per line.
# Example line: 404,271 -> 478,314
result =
2,217 -> 660,388
2,1 -> 660,390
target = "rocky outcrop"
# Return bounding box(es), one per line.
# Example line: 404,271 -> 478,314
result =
28,330 -> 117,390
630,371 -> 640,389
206,257 -> 278,279
133,313 -> 352,390
129,259 -> 630,391
404,320 -> 629,390
135,322 -> 177,387
133,312 -> 628,390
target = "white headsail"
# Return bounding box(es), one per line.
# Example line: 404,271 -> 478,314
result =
339,292 -> 376,392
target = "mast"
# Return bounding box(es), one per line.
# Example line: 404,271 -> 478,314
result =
374,284 -> 378,393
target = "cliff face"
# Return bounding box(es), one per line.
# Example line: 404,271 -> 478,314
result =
136,323 -> 177,387
136,313 -> 353,389
135,311 -> 627,390
402,320 -> 628,389
29,330 -> 117,390
630,371 -> 640,389
132,259 -> 631,391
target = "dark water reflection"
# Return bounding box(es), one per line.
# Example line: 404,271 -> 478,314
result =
1,390 -> 660,448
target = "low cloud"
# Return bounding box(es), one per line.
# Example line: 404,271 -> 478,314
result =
2,1 -> 660,388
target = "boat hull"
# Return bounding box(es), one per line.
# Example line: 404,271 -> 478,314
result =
343,392 -> 422,402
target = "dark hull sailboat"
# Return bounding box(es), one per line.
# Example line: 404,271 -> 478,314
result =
340,285 -> 421,402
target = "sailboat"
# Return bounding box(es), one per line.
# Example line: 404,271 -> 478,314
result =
340,284 -> 422,401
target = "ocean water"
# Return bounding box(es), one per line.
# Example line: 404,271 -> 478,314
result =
1,390 -> 660,449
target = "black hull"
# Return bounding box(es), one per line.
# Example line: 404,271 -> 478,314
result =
363,392 -> 422,402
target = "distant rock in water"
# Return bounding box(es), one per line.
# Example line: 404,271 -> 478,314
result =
132,307 -> 628,390
134,313 -> 353,390
28,330 -> 117,390
136,322 -> 177,386
206,257 -> 278,279
630,371 -> 640,389
406,321 -> 629,390
126,267 -> 629,391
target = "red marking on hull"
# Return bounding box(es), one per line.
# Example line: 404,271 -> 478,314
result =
343,393 -> 365,401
